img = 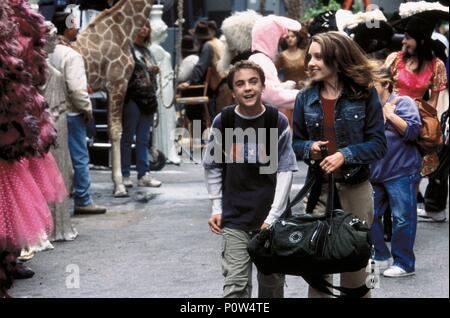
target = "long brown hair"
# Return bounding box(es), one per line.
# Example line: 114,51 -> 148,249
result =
402,32 -> 434,74
135,20 -> 151,47
280,30 -> 309,50
305,31 -> 380,100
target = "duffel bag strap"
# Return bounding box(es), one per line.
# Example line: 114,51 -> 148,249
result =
303,274 -> 371,298
282,171 -> 336,219
325,173 -> 335,232
286,173 -> 318,210
282,171 -> 339,230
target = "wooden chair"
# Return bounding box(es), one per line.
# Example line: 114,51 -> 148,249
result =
176,68 -> 212,156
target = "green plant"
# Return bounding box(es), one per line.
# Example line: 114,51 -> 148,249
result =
301,0 -> 341,22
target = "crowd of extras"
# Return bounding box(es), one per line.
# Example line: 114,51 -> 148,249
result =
0,0 -> 449,298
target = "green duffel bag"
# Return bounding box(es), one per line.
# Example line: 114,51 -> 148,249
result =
248,174 -> 373,298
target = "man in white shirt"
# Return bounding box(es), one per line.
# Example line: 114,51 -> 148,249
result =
49,12 -> 106,215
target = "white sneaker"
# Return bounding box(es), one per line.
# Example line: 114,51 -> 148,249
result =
373,259 -> 391,270
383,265 -> 415,278
123,176 -> 133,188
138,172 -> 162,188
417,208 -> 446,222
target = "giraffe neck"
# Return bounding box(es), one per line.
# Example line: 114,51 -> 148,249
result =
120,0 -> 153,41
77,0 -> 153,46
73,0 -> 153,91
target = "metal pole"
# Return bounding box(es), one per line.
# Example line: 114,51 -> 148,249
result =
174,0 -> 185,87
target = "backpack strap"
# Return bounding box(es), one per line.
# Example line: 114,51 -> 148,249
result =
263,105 -> 279,128
220,105 -> 279,159
220,105 -> 237,133
263,105 -> 279,157
220,105 -> 237,164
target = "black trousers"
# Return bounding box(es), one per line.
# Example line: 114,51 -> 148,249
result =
424,144 -> 449,213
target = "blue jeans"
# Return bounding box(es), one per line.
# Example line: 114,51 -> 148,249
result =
67,114 -> 93,207
371,173 -> 420,272
121,100 -> 153,179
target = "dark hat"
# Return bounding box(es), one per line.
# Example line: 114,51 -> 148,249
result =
308,11 -> 338,36
394,10 -> 449,42
189,20 -> 215,40
52,11 -> 74,35
347,20 -> 394,53
181,35 -> 199,55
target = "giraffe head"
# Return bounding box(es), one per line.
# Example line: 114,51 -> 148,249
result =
114,0 -> 154,43
75,0 -> 154,90
78,0 -> 154,46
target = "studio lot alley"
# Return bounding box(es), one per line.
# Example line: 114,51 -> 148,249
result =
10,161 -> 449,298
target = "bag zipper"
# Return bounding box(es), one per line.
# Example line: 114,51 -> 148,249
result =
280,220 -> 300,227
310,222 -> 322,244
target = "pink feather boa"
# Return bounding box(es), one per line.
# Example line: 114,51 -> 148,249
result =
0,0 -> 57,162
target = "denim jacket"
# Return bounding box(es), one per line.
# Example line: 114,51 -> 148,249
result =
292,85 -> 387,184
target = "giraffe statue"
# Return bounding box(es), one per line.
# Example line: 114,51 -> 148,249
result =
73,0 -> 154,197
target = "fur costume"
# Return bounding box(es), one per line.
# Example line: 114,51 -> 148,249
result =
249,15 -> 301,110
0,0 -> 65,287
218,10 -> 262,78
0,0 -> 67,298
0,0 -> 57,161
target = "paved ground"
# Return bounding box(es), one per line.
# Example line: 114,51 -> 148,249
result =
9,161 -> 449,298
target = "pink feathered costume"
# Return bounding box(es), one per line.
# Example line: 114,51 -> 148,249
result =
0,0 -> 66,252
249,15 -> 302,110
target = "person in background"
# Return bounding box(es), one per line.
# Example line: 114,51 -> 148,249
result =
292,32 -> 386,298
177,20 -> 225,122
384,6 -> 447,181
276,29 -> 308,126
420,109 -> 449,222
178,34 -> 199,83
249,15 -> 302,111
385,12 -> 447,108
121,21 -> 162,189
49,12 -> 107,215
420,49 -> 449,223
370,68 -> 422,277
0,0 -> 67,297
